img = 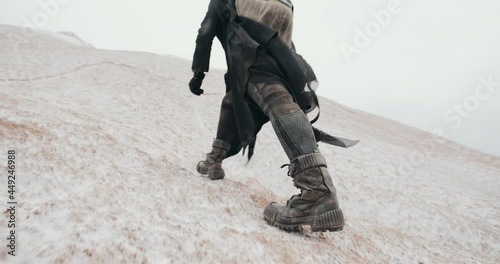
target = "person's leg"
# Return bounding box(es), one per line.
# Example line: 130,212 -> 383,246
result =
197,92 -> 239,180
247,82 -> 344,232
247,82 -> 316,159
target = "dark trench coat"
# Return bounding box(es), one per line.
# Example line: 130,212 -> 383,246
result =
192,0 -> 319,158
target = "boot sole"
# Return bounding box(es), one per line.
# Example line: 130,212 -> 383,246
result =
208,169 -> 225,180
264,206 -> 344,233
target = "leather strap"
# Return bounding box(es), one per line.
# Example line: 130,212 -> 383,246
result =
289,153 -> 327,175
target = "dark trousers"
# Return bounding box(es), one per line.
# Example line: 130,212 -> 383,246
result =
216,82 -> 317,161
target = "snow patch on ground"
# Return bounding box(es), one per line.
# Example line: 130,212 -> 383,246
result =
52,31 -> 94,48
0,25 -> 499,263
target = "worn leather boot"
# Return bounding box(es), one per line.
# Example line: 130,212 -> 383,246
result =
264,153 -> 345,232
197,139 -> 231,180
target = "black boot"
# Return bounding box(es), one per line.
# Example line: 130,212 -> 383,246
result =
264,153 -> 345,232
197,139 -> 231,180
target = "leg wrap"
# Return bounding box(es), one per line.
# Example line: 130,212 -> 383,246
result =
247,82 -> 317,159
274,111 -> 317,159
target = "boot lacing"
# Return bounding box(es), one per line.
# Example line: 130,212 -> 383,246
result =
280,163 -> 293,177
281,163 -> 304,200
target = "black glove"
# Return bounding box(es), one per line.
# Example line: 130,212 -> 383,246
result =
189,72 -> 205,96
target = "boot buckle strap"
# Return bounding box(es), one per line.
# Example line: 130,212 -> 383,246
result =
290,153 -> 327,175
212,139 -> 231,150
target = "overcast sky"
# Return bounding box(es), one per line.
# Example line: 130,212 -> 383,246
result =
1,0 -> 499,156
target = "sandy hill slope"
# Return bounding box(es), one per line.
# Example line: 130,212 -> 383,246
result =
0,24 -> 499,264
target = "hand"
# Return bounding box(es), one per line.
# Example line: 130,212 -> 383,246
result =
189,72 -> 205,96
